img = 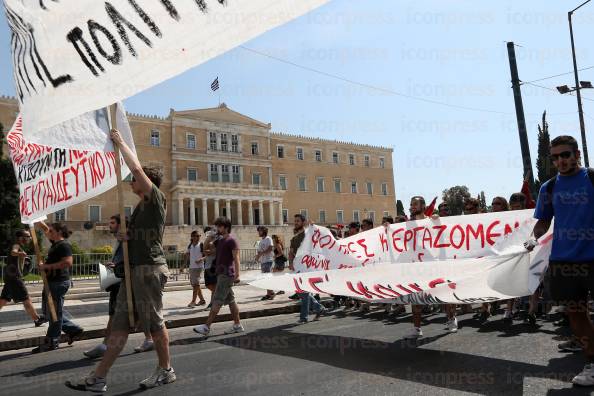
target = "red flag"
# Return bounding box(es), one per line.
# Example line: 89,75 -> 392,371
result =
424,197 -> 438,217
521,180 -> 536,209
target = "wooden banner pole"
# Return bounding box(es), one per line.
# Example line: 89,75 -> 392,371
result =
107,104 -> 135,329
29,224 -> 57,322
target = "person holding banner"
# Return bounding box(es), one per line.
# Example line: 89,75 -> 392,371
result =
526,135 -> 594,387
0,230 -> 45,327
69,130 -> 174,392
33,222 -> 84,353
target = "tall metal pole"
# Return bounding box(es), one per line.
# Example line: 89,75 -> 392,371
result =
568,7 -> 590,167
506,42 -> 535,191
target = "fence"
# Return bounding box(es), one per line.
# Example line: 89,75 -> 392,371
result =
0,248 -> 288,285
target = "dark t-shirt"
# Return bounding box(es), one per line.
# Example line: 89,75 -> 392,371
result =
289,230 -> 305,265
3,245 -> 23,282
128,184 -> 167,266
215,235 -> 239,277
45,240 -> 72,282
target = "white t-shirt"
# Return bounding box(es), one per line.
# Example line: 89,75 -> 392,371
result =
258,236 -> 274,263
187,242 -> 204,269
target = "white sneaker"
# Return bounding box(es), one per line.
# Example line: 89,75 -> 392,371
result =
134,339 -> 154,353
83,343 -> 107,359
138,366 -> 176,389
65,371 -> 107,393
193,324 -> 210,336
447,317 -> 458,333
404,327 -> 423,340
224,323 -> 245,334
572,363 -> 594,386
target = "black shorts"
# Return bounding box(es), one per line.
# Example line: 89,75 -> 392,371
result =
274,258 -> 286,271
107,283 -> 121,316
0,279 -> 29,303
548,261 -> 594,311
204,268 -> 218,286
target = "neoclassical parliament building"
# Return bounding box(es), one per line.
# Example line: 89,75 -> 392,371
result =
0,95 -> 395,229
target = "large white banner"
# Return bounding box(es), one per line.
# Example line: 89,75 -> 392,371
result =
3,0 -> 330,148
251,212 -> 553,304
6,103 -> 135,223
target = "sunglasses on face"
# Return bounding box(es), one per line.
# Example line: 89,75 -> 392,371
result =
550,151 -> 573,161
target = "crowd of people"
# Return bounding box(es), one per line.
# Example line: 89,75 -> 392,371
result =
0,133 -> 593,391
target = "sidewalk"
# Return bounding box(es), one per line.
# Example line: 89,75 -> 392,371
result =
0,271 -> 314,352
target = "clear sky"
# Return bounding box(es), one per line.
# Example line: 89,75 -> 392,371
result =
1,0 -> 593,211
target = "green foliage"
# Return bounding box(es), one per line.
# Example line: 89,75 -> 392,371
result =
0,123 -> 22,254
479,191 -> 487,212
535,111 -> 555,189
442,185 -> 471,216
70,241 -> 86,255
396,200 -> 405,217
90,245 -> 113,254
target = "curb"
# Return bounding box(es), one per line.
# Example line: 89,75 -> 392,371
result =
0,299 -> 332,353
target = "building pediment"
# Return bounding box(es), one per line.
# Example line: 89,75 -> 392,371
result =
173,103 -> 270,129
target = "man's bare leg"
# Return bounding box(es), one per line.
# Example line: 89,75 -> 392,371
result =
95,330 -> 130,377
151,327 -> 171,369
229,302 -> 240,325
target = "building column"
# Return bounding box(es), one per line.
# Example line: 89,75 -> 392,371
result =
269,200 -> 275,226
248,200 -> 254,225
226,199 -> 232,222
236,199 -> 243,226
258,200 -> 264,225
177,197 -> 184,225
278,201 -> 283,225
189,198 -> 196,226
213,199 -> 220,219
202,198 -> 208,226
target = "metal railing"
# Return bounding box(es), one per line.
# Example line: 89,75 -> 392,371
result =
0,248 -> 288,285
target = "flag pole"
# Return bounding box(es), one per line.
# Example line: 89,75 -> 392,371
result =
29,224 -> 57,322
107,104 -> 135,329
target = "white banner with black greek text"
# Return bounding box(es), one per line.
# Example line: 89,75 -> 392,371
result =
3,0 -> 330,148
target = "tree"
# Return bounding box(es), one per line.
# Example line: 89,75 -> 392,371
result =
442,186 -> 471,216
535,111 -> 555,189
479,191 -> 487,212
0,122 -> 22,253
396,200 -> 405,217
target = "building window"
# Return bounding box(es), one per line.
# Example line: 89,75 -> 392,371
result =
369,211 -> 376,222
300,209 -> 308,219
334,179 -> 341,193
381,183 -> 388,196
336,210 -> 344,224
296,147 -> 304,160
186,134 -> 196,149
383,211 -> 390,218
209,164 -> 219,182
379,157 -> 385,168
252,173 -> 261,185
221,165 -> 230,182
209,132 -> 217,151
220,133 -> 228,152
231,134 -> 239,153
89,205 -> 101,222
232,165 -> 240,183
282,209 -> 288,224
279,175 -> 287,190
351,181 -> 357,194
332,152 -> 339,164
55,209 -> 66,222
124,206 -> 133,219
298,176 -> 307,192
251,142 -> 259,155
316,177 -> 325,193
277,145 -> 285,158
366,182 -> 373,195
353,210 -> 360,223
150,129 -> 160,147
364,155 -> 370,167
319,210 -> 326,224
187,168 -> 197,181
349,154 -> 355,166
315,150 -> 322,162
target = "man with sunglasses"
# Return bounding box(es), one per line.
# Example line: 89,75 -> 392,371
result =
526,135 -> 594,386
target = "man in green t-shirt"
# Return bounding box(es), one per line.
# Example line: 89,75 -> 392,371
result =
68,129 -> 174,393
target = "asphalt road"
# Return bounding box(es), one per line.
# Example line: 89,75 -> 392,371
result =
0,308 -> 591,396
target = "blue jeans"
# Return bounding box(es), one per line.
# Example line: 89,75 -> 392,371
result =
299,292 -> 323,321
43,280 -> 83,344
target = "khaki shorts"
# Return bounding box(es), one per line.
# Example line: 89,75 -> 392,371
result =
189,268 -> 203,287
111,264 -> 169,333
212,274 -> 236,307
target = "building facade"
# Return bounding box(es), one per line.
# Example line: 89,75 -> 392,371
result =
0,96 -> 395,230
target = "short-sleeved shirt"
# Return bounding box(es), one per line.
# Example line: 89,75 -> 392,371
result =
289,230 -> 305,265
215,235 -> 239,277
257,236 -> 274,263
3,245 -> 23,282
187,242 -> 204,269
45,240 -> 72,282
128,184 -> 167,266
534,167 -> 594,261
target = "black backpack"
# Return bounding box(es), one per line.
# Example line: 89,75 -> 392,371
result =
544,168 -> 594,214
